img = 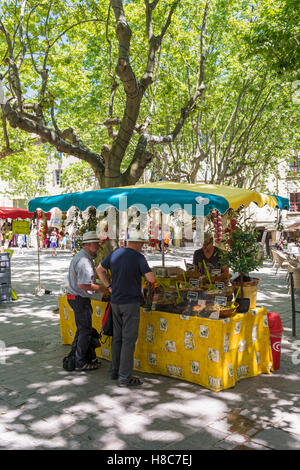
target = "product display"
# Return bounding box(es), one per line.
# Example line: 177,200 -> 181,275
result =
142,265 -> 236,320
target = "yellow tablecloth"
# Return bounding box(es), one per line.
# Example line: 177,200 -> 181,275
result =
59,296 -> 273,391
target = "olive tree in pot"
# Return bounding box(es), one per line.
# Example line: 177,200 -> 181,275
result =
220,214 -> 262,313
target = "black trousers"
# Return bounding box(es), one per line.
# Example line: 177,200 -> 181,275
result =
68,296 -> 93,368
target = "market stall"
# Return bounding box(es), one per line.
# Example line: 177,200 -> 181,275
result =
0,207 -> 51,244
29,183 -> 289,390
60,297 -> 272,392
0,207 -> 51,297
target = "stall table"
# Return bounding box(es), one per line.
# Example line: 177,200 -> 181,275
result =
59,295 -> 273,391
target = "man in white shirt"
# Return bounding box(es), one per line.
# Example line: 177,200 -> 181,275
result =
67,231 -> 107,371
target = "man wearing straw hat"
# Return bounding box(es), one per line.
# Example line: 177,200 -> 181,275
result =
67,231 -> 108,371
97,230 -> 155,387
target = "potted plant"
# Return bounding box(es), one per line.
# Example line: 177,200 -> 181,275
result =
219,211 -> 262,313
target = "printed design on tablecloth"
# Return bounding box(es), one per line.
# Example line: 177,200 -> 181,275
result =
222,317 -> 230,324
184,332 -> 195,350
146,324 -> 155,343
200,325 -> 209,339
268,362 -> 273,372
224,333 -> 230,352
148,353 -> 157,366
96,306 -> 102,317
134,358 -> 141,369
167,365 -> 182,378
234,321 -> 242,334
237,365 -> 248,379
208,348 -> 219,363
180,314 -> 190,320
238,340 -> 246,352
68,328 -> 73,339
251,309 -> 258,316
263,315 -> 268,327
160,318 -> 168,331
228,363 -> 233,377
191,361 -> 199,374
209,376 -> 222,391
165,340 -> 176,352
63,307 -> 69,320
101,348 -> 110,359
252,325 -> 258,342
256,352 -> 260,364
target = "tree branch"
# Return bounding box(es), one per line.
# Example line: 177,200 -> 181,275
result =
2,102 -> 105,174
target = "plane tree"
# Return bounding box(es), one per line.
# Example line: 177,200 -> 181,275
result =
0,0 -> 210,188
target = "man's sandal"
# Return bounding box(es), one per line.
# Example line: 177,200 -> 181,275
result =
91,358 -> 101,366
75,362 -> 98,371
119,376 -> 143,387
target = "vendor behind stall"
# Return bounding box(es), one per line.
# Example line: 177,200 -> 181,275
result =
193,233 -> 229,274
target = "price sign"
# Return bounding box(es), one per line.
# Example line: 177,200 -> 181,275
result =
215,296 -> 227,306
164,292 -> 174,300
187,291 -> 198,301
215,282 -> 224,290
189,278 -> 199,287
211,269 -> 221,276
186,263 -> 194,271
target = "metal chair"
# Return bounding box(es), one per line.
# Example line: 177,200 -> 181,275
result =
270,248 -> 278,268
275,251 -> 289,274
287,263 -> 300,292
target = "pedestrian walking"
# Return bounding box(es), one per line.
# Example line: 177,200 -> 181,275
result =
17,234 -> 24,255
44,235 -> 49,249
163,231 -> 170,252
96,230 -> 155,387
61,232 -> 69,250
67,231 -> 107,371
50,231 -> 58,256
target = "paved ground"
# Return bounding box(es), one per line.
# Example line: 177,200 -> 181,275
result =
0,247 -> 299,451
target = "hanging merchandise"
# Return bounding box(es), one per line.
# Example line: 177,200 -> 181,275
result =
60,212 -> 67,236
211,210 -> 223,243
1,220 -> 12,232
40,211 -> 49,246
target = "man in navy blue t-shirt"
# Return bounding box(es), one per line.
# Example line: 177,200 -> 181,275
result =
96,231 -> 155,387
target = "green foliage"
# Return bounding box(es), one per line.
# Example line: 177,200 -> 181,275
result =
221,226 -> 261,275
60,160 -> 97,192
243,0 -> 300,76
0,0 -> 298,192
220,212 -> 262,293
0,146 -> 49,201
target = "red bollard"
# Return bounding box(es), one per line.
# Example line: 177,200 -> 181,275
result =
267,312 -> 284,370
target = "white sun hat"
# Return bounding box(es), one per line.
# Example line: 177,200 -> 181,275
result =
82,231 -> 100,244
128,230 -> 149,243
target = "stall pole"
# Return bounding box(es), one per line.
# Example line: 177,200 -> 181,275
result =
161,212 -> 165,267
37,218 -> 41,292
34,217 -> 44,296
290,271 -> 299,337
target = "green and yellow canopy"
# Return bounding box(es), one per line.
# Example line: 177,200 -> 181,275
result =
28,182 -> 289,216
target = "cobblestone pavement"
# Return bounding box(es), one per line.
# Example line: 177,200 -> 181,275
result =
0,247 -> 299,451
